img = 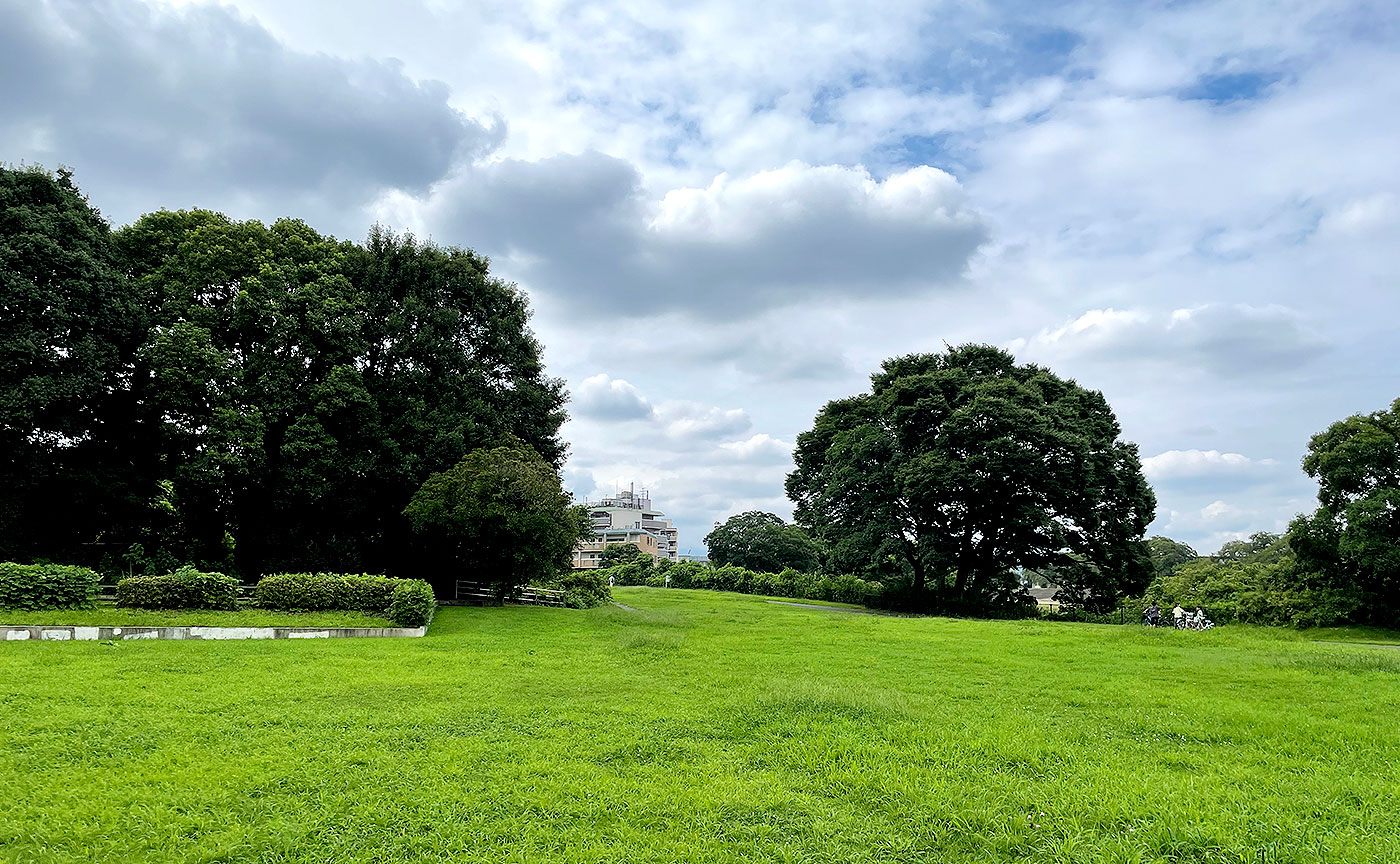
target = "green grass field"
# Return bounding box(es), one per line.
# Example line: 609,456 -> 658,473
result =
2,588 -> 1398,863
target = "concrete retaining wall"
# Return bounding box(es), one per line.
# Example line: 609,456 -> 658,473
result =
1,624 -> 427,641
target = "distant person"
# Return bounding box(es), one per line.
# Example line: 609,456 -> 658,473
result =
1172,604 -> 1186,627
664,573 -> 671,588
608,574 -> 615,587
1192,606 -> 1206,629
1144,602 -> 1161,627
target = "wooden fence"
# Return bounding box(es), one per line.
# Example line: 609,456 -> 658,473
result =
453,581 -> 566,607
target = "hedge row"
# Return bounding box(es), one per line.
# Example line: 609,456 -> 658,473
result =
0,562 -> 99,610
255,573 -> 436,627
117,566 -> 240,610
601,559 -> 882,606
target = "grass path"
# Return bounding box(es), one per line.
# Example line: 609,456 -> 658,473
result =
2,587 -> 1398,863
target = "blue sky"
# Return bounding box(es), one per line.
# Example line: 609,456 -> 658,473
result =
3,0 -> 1398,555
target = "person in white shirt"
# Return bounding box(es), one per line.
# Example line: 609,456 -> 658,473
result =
1172,604 -> 1186,626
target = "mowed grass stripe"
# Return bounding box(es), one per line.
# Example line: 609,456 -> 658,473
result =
1,587 -> 1397,863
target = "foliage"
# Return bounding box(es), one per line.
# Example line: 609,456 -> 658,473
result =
598,559 -> 881,605
2,166 -> 568,578
387,580 -> 438,627
1289,397 -> 1400,627
704,511 -> 823,573
254,573 -> 398,613
1214,531 -> 1290,565
0,166 -> 145,564
537,569 -> 613,609
116,566 -> 240,610
1140,554 -> 1359,629
403,441 -> 587,598
4,592 -> 1400,863
599,543 -> 650,568
0,562 -> 99,610
787,344 -> 1156,612
1145,536 -> 1198,580
253,572 -> 435,627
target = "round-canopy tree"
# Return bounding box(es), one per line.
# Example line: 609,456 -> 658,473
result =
786,344 -> 1156,611
403,440 -> 589,599
1289,397 -> 1400,627
1146,536 -> 1199,580
704,511 -> 822,573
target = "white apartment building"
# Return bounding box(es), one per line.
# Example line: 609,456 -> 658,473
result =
572,487 -> 680,569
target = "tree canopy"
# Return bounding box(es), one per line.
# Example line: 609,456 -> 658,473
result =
1,166 -> 568,579
786,344 -> 1156,611
403,440 -> 589,598
704,511 -> 822,573
600,543 -> 650,568
1146,536 -> 1199,580
1288,397 -> 1400,627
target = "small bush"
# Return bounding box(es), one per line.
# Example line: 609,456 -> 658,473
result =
538,570 -> 611,609
0,562 -> 100,610
387,580 -> 437,627
117,566 -> 239,610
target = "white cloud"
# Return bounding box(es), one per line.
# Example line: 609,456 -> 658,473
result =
658,403 -> 752,441
391,158 -> 988,318
717,434 -> 793,464
1142,449 -> 1277,480
573,374 -> 654,421
1011,304 -> 1329,378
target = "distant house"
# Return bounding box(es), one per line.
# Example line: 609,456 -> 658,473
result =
1028,586 -> 1061,609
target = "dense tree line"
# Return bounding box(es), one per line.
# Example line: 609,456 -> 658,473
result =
1,166 -> 567,579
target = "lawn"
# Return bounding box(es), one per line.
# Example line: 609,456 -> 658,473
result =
0,608 -> 398,628
2,587 -> 1397,863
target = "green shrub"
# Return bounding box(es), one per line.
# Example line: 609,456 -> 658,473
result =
593,560 -> 884,609
0,562 -> 100,610
254,572 -> 435,626
387,580 -> 437,627
254,573 -> 396,612
117,566 -> 239,610
538,570 -> 611,609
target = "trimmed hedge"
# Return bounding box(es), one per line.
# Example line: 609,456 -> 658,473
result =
254,573 -> 396,613
254,573 -> 435,627
601,560 -> 882,606
0,562 -> 100,610
117,566 -> 240,610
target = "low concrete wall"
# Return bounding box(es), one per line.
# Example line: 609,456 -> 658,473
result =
1,624 -> 427,641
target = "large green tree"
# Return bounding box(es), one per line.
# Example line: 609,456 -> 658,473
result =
112,213 -> 568,576
787,344 -> 1156,611
0,166 -> 146,561
1288,397 -> 1400,626
704,511 -> 822,573
403,440 -> 589,598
